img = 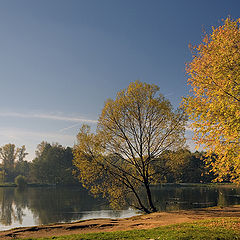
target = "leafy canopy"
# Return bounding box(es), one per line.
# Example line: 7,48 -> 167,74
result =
74,81 -> 186,213
31,142 -> 75,184
0,144 -> 28,182
183,18 -> 240,183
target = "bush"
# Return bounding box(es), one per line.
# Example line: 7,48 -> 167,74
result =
15,175 -> 27,188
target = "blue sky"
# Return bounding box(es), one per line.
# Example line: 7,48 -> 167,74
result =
0,0 -> 239,160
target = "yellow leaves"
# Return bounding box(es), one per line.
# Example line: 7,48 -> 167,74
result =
184,18 -> 240,183
74,81 -> 186,212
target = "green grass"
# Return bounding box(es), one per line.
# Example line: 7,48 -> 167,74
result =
18,218 -> 240,240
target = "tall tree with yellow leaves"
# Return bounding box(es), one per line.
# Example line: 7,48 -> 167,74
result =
74,81 -> 186,213
183,18 -> 240,183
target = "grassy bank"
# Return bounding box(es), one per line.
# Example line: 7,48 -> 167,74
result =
18,218 -> 240,240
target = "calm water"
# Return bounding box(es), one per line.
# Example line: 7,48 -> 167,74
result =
0,185 -> 240,230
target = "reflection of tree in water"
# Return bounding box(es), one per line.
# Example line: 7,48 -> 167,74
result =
217,186 -> 240,207
13,188 -> 29,224
27,187 -> 108,224
0,187 -> 112,226
0,188 -> 27,225
26,186 -> 240,224
0,185 -> 240,227
149,185 -> 240,211
0,188 -> 14,225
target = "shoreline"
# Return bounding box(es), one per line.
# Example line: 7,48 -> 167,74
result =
1,205 -> 240,239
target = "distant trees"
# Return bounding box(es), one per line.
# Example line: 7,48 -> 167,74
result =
15,145 -> 30,180
183,18 -> 240,183
30,142 -> 77,185
0,140 -> 216,189
0,144 -> 28,182
74,81 -> 186,213
156,149 -> 215,183
0,142 -> 77,185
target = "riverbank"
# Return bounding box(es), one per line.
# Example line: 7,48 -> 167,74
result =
1,205 -> 240,239
0,181 -> 236,188
0,183 -> 83,187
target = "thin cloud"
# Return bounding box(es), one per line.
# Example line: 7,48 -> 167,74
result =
164,92 -> 174,97
59,123 -> 83,132
0,112 -> 97,123
0,127 -> 76,161
0,127 -> 74,141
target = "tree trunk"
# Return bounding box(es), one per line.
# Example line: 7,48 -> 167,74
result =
130,184 -> 151,214
144,182 -> 157,212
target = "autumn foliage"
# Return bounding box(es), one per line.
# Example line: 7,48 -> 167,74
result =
183,18 -> 240,183
74,81 -> 186,213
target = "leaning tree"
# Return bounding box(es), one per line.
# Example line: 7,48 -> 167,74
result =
74,81 -> 186,213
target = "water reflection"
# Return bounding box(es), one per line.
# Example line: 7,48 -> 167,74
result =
0,185 -> 239,230
151,185 -> 240,211
0,188 -> 26,226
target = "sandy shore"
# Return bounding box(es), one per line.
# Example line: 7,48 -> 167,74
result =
1,206 -> 240,239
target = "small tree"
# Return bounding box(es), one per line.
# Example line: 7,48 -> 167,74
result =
183,18 -> 240,183
15,175 -> 27,188
74,81 -> 186,213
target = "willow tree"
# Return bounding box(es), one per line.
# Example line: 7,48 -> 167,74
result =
74,81 -> 186,213
183,18 -> 240,183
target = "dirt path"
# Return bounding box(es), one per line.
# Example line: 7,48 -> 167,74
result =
1,206 -> 240,239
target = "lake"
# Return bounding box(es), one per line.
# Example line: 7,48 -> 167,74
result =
0,184 -> 240,231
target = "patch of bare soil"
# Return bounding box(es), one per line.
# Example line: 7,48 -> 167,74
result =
1,206 -> 240,239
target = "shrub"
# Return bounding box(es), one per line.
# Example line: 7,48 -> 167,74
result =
15,175 -> 27,188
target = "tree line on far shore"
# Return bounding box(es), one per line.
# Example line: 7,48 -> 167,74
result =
0,142 -> 78,185
0,142 -> 214,186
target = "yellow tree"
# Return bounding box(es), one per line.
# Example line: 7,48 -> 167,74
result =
183,18 -> 240,183
74,81 -> 186,213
